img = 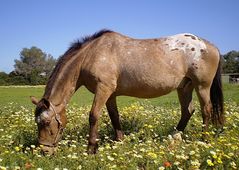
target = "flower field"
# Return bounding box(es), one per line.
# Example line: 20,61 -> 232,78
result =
0,98 -> 238,170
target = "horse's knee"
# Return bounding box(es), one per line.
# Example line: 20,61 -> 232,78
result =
89,113 -> 98,126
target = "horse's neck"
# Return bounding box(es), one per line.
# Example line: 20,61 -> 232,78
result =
44,55 -> 83,107
44,73 -> 80,107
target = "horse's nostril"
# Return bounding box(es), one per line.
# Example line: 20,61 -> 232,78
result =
45,120 -> 50,125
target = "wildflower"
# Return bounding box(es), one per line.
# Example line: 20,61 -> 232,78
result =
176,154 -> 188,160
98,147 -> 104,151
133,154 -> 143,159
37,168 -> 43,170
25,162 -> 32,169
112,153 -> 117,156
110,165 -> 117,169
14,146 -> 20,152
71,154 -> 78,159
147,152 -> 157,159
163,161 -> 171,167
210,151 -> 217,159
30,145 -> 36,149
158,167 -> 165,170
0,166 -> 7,170
105,144 -> 111,149
206,159 -> 214,166
217,157 -> 223,164
140,148 -> 146,152
71,144 -> 76,148
191,160 -> 200,168
14,166 -> 20,170
77,165 -> 82,169
107,156 -> 114,161
210,150 -> 216,157
230,162 -> 237,169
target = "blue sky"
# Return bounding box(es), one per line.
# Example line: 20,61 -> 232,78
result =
1,0 -> 239,73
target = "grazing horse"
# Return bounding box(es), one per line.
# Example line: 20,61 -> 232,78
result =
31,29 -> 224,154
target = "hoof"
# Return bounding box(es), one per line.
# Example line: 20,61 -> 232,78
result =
87,144 -> 98,154
116,132 -> 124,141
172,131 -> 183,141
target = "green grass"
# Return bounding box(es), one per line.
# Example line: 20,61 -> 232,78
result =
0,83 -> 238,108
0,83 -> 238,169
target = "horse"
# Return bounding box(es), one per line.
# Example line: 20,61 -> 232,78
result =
31,29 -> 224,154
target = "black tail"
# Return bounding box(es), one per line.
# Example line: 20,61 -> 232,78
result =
210,59 -> 224,127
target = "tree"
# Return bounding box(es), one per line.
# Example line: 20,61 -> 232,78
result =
14,46 -> 56,84
222,51 -> 239,73
0,72 -> 9,85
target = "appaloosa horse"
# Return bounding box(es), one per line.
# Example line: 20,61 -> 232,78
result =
31,29 -> 224,154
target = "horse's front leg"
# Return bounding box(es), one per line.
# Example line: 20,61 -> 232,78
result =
88,85 -> 113,154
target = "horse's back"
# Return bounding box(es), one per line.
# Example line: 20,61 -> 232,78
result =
80,32 -> 220,97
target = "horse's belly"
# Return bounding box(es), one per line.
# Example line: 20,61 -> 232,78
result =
119,88 -> 173,98
117,72 -> 182,98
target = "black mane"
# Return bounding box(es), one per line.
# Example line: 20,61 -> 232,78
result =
46,29 -> 113,88
64,29 -> 113,56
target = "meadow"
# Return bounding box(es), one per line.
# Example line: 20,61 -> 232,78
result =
0,84 -> 238,169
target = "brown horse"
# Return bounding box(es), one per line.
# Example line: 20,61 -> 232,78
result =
31,29 -> 224,154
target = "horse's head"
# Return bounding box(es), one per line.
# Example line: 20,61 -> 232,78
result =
30,96 -> 67,155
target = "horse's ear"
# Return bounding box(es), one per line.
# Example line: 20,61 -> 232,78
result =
30,96 -> 39,105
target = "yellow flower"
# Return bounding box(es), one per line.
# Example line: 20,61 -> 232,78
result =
207,159 -> 214,166
210,150 -> 217,159
15,146 -> 20,152
0,166 -> 7,170
217,157 -> 223,164
147,152 -> 157,159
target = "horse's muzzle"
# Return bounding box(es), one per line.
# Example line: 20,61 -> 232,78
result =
40,145 -> 58,155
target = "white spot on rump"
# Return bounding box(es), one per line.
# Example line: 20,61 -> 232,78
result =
164,33 -> 207,62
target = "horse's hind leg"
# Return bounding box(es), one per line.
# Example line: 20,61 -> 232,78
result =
88,84 -> 113,154
195,85 -> 212,132
176,79 -> 195,131
106,96 -> 124,141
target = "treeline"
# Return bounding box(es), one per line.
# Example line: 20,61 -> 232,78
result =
0,47 -> 56,85
0,47 -> 239,85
